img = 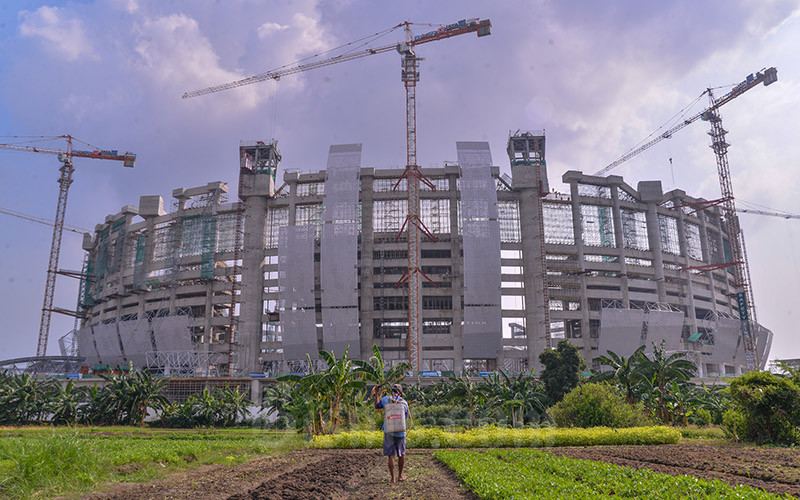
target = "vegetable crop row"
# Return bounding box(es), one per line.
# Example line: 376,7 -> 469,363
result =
310,425 -> 680,449
434,448 -> 788,499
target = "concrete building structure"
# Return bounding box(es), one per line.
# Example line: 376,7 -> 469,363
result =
70,132 -> 772,378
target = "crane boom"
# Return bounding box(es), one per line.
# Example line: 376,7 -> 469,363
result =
0,206 -> 90,234
738,208 -> 800,220
594,67 -> 777,176
0,135 -> 135,357
182,19 -> 491,99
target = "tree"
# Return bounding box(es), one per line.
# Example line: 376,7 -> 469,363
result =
0,373 -> 55,424
638,341 -> 696,395
592,345 -> 646,404
216,385 -> 252,426
318,347 -> 365,433
353,345 -> 408,396
50,380 -> 86,426
446,374 -> 482,426
539,340 -> 586,403
99,369 -> 168,426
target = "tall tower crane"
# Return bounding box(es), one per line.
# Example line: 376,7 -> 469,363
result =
593,67 -> 778,370
0,135 -> 135,357
184,18 -> 492,372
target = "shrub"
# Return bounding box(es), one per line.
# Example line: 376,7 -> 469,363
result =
690,408 -> 713,427
549,383 -> 650,428
728,371 -> 800,445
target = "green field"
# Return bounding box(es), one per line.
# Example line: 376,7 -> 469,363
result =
0,427 -> 301,499
434,448 -> 787,500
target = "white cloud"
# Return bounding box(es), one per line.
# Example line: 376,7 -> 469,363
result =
133,13 -> 267,109
258,22 -> 290,38
19,6 -> 96,62
291,12 -> 329,56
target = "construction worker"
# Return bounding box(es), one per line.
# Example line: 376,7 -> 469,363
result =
374,383 -> 412,483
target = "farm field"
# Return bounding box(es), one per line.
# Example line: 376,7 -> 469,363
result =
75,442 -> 800,499
0,427 -> 302,499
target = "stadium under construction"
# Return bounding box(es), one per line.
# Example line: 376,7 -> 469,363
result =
49,131 -> 771,383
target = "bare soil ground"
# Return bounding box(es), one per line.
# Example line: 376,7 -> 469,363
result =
81,450 -> 476,500
548,441 -> 800,498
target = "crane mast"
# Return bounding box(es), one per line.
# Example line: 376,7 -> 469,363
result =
0,136 -> 135,357
396,19 -> 492,372
704,94 -> 759,369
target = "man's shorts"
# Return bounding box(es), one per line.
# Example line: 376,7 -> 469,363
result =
382,433 -> 406,457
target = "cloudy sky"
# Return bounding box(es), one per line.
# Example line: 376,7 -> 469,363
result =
1,0 -> 799,364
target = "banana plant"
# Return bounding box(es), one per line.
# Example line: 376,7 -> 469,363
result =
353,344 -> 408,399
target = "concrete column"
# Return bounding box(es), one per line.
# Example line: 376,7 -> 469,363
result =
448,170 -> 464,369
238,172 -> 272,374
638,181 -> 667,303
698,211 -> 719,314
286,173 -> 298,225
673,195 -> 698,329
565,180 -> 592,362
608,178 -> 630,307
250,379 -> 262,405
514,165 -> 547,373
359,169 -> 375,360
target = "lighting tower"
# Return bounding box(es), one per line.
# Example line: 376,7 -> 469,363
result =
183,18 -> 492,371
0,135 -> 135,356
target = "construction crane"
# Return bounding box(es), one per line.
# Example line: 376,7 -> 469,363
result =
593,67 -> 778,370
0,206 -> 91,234
594,67 -> 777,177
184,18 -> 492,372
0,135 -> 135,357
738,208 -> 800,220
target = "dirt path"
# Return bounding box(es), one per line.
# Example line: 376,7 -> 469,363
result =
81,450 -> 476,500
548,441 -> 800,498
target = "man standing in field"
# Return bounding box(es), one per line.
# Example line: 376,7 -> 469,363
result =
374,383 -> 412,483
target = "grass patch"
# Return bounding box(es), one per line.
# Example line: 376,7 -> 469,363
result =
310,425 -> 681,449
434,448 -> 787,499
0,427 -> 301,499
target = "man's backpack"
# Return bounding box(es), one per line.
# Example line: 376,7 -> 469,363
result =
383,396 -> 407,434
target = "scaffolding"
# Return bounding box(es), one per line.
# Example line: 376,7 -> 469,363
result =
581,204 -> 616,247
577,183 -> 611,199
542,202 -> 574,245
658,215 -> 680,255
498,200 -> 521,243
421,198 -> 450,235
373,199 -> 407,233
145,350 -> 224,377
265,206 -> 288,249
685,221 -> 703,260
621,208 -> 649,251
